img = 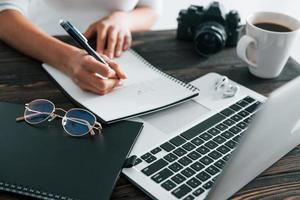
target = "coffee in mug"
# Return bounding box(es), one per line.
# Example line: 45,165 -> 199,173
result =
237,12 -> 300,78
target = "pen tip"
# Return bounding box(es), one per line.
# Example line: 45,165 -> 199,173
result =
59,19 -> 64,24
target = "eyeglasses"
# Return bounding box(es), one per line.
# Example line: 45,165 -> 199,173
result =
16,99 -> 102,137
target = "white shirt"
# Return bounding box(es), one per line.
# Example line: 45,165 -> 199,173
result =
0,0 -> 162,35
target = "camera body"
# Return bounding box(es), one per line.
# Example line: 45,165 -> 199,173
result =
177,2 -> 242,56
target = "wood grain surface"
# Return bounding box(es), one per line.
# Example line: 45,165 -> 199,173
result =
1,30 -> 300,200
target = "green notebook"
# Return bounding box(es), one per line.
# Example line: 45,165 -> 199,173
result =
0,102 -> 143,200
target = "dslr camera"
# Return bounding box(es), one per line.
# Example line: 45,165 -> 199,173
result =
177,2 -> 242,56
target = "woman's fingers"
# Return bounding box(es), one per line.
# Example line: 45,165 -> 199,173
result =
102,55 -> 127,79
84,23 -> 96,39
82,55 -> 117,78
96,23 -> 109,54
115,32 -> 124,57
123,33 -> 132,51
106,27 -> 118,58
75,69 -> 120,95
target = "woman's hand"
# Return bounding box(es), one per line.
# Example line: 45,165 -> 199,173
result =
63,48 -> 126,95
84,12 -> 132,58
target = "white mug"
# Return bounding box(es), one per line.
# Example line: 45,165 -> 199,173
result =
237,12 -> 300,78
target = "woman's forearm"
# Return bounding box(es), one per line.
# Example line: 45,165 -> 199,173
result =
127,6 -> 159,31
0,10 -> 77,74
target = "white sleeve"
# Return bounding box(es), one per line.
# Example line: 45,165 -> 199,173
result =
137,0 -> 162,15
0,0 -> 29,15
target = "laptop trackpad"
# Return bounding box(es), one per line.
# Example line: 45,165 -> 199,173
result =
141,101 -> 210,134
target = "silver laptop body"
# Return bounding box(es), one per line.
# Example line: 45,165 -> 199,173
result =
123,73 -> 300,200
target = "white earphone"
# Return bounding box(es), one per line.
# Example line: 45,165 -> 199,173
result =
215,76 -> 239,98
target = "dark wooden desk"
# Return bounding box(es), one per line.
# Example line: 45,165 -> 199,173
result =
1,30 -> 300,200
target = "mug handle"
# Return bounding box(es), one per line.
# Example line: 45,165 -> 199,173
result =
237,35 -> 258,68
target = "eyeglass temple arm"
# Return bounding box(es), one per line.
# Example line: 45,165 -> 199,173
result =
16,111 -> 53,122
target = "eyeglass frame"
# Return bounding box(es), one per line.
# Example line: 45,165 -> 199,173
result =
16,99 -> 102,137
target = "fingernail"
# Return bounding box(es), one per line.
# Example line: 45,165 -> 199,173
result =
123,72 -> 127,79
116,51 -> 121,57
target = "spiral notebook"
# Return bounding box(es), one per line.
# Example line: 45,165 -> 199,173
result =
43,50 -> 199,123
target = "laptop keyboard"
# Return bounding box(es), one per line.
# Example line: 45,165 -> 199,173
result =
134,96 -> 262,200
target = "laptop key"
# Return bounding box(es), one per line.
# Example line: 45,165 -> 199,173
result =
207,128 -> 220,136
187,151 -> 201,160
230,104 -> 242,112
179,156 -> 193,166
229,126 -> 242,135
161,180 -> 176,191
223,119 -> 235,127
233,135 -> 241,142
173,147 -> 187,157
170,136 -> 186,147
244,116 -> 252,124
151,147 -> 162,154
183,195 -> 195,200
217,145 -> 230,154
191,137 -> 204,146
237,100 -> 249,107
169,162 -> 183,172
208,150 -> 222,160
213,135 -> 226,144
244,96 -> 255,104
245,101 -> 261,113
181,113 -> 225,140
145,155 -> 157,163
237,121 -> 248,130
238,110 -> 250,118
205,165 -> 220,175
151,168 -> 174,183
164,153 -> 178,163
225,140 -> 237,149
220,108 -> 235,117
141,158 -> 168,176
223,154 -> 231,161
196,146 -> 210,155
221,131 -> 234,139
171,174 -> 186,184
205,141 -> 218,149
171,184 -> 192,199
196,171 -> 211,182
215,159 -> 226,169
215,123 -> 228,131
199,156 -> 213,165
193,187 -> 205,196
187,177 -> 201,188
141,153 -> 151,160
203,181 -> 213,189
181,167 -> 195,178
190,161 -> 204,171
161,142 -> 176,152
199,132 -> 212,141
182,142 -> 196,152
231,114 -> 243,122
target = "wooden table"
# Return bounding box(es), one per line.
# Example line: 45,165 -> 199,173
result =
1,30 -> 300,200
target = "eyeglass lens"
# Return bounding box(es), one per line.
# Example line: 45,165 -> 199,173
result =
25,99 -> 55,124
63,109 -> 96,137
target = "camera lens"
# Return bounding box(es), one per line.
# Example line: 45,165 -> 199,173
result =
194,22 -> 227,56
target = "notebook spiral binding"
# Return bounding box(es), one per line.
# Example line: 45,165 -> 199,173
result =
0,181 -> 75,200
129,50 -> 200,93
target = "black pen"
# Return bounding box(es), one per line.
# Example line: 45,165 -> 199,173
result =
59,19 -> 108,66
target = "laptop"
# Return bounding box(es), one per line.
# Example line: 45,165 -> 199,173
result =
123,72 -> 300,200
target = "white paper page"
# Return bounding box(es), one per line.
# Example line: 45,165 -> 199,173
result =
42,50 -> 198,122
